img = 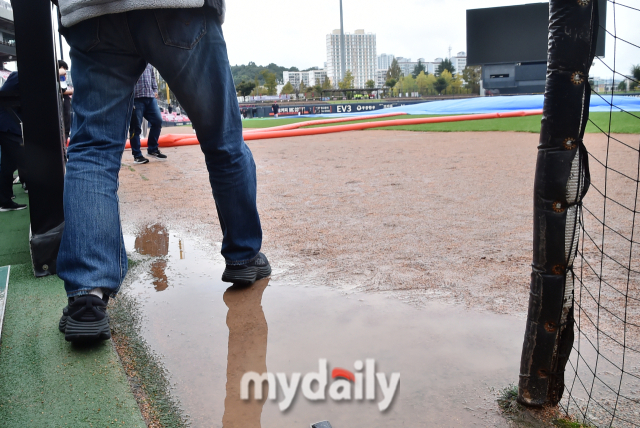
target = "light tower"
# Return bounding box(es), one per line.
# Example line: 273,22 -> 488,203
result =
339,0 -> 346,82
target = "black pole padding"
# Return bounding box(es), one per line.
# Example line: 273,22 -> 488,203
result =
518,0 -> 599,407
11,0 -> 66,277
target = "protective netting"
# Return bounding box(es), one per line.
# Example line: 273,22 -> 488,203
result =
560,1 -> 640,426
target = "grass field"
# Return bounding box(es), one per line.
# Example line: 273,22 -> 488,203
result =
241,111 -> 640,134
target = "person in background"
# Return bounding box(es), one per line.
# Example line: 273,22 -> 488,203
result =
0,71 -> 27,212
272,101 -> 279,118
129,63 -> 165,164
58,60 -> 74,140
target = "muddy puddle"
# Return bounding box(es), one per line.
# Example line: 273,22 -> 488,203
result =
124,225 -> 525,427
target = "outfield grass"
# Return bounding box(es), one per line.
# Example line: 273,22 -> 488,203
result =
241,112 -> 640,134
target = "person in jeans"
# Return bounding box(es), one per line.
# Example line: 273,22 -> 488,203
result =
56,1 -> 271,343
129,63 -> 165,164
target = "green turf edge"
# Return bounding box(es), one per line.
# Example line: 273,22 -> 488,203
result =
0,264 -> 146,428
0,183 -> 31,267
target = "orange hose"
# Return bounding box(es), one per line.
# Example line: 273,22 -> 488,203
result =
243,109 -> 543,141
243,112 -> 407,134
125,110 -> 543,148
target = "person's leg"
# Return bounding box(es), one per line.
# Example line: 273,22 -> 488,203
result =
0,132 -> 20,205
57,14 -> 146,299
142,98 -> 163,153
128,8 -> 263,265
129,99 -> 145,158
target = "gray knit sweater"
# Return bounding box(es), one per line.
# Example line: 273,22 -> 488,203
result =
58,0 -> 225,27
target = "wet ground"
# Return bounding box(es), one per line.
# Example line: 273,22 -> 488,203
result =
119,130 -> 640,426
124,229 -> 522,427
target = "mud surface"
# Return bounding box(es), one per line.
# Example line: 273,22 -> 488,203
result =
118,130 -> 640,425
121,131 -> 540,315
123,232 -> 521,427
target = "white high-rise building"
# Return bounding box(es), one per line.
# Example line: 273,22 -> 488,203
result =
376,69 -> 387,87
378,53 -> 395,71
283,70 -> 329,88
452,51 -> 467,76
326,29 -> 377,89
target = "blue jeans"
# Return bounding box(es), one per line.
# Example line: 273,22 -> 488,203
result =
129,97 -> 162,158
57,8 -> 263,297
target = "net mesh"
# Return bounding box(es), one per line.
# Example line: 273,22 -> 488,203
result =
559,1 -> 640,426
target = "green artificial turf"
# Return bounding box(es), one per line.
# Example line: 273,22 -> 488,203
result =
242,117 -> 323,129
0,183 -> 31,267
0,264 -> 145,428
242,111 -> 640,134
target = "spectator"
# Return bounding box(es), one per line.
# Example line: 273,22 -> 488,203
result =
129,63 -> 166,164
272,101 -> 279,118
0,71 -> 27,212
56,2 -> 271,342
58,60 -> 74,140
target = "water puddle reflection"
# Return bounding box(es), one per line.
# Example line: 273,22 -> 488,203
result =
124,228 -> 524,427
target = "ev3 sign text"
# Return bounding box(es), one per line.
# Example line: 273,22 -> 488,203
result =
241,359 -> 400,411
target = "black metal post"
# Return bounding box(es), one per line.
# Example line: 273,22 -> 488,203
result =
518,0 -> 598,407
12,0 -> 65,277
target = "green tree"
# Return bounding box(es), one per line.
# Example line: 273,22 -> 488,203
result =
462,66 -> 482,94
617,81 -> 627,92
434,77 -> 449,94
416,71 -> 431,96
280,81 -> 294,95
261,70 -> 278,95
236,80 -> 256,97
436,58 -> 456,76
412,60 -> 426,79
339,70 -> 355,90
365,79 -> 376,90
231,62 -> 299,86
322,77 -> 333,90
386,59 -> 401,80
298,79 -> 306,95
396,75 -> 417,96
630,65 -> 640,90
449,75 -> 463,94
385,78 -> 397,89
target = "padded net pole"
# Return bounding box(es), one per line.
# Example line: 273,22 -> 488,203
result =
518,0 -> 599,407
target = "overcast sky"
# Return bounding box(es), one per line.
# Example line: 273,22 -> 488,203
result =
222,0 -> 638,80
54,0 -> 638,80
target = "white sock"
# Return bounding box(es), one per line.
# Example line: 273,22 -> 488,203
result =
88,287 -> 104,299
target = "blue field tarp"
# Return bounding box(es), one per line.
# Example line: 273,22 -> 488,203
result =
304,94 -> 640,118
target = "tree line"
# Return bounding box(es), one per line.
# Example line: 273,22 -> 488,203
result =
385,58 -> 481,96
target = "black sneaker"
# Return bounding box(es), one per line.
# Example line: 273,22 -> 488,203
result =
134,156 -> 149,164
222,252 -> 272,285
0,201 -> 27,212
147,149 -> 167,159
59,294 -> 111,342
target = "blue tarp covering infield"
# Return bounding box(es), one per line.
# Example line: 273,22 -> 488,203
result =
304,94 -> 640,118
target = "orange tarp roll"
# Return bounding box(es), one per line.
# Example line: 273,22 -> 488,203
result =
242,112 -> 407,134
124,110 -> 543,148
243,110 -> 543,141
